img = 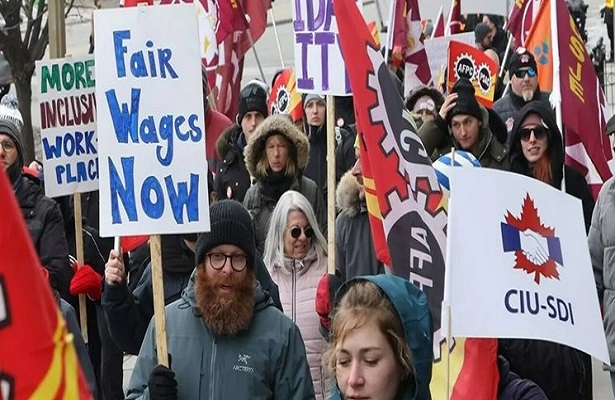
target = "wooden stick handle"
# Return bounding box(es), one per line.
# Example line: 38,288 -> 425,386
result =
73,192 -> 88,343
150,234 -> 168,366
326,96 -> 336,275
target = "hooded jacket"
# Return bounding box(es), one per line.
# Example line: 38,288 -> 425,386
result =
331,275 -> 433,400
492,88 -> 551,140
214,123 -> 252,202
269,247 -> 328,400
335,172 -> 384,279
418,106 -> 509,171
125,270 -> 315,400
243,116 -> 327,253
14,173 -> 73,301
497,356 -> 547,400
502,101 -> 594,400
589,176 -> 615,365
508,101 -> 594,231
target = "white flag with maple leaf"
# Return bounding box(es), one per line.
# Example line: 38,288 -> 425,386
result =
444,168 -> 608,363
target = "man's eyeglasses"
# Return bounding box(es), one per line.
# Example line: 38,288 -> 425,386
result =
0,140 -> 15,152
520,126 -> 548,141
289,226 -> 314,239
206,253 -> 248,272
513,68 -> 537,79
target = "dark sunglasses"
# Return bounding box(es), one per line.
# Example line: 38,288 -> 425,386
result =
513,68 -> 537,79
289,226 -> 314,239
520,126 -> 548,141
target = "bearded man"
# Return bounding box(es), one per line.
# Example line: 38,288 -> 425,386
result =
493,48 -> 552,142
125,200 -> 314,400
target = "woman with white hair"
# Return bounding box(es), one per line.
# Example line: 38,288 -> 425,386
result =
263,190 -> 328,399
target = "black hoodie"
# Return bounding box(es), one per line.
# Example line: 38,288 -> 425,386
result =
502,101 -> 594,400
508,101 -> 594,231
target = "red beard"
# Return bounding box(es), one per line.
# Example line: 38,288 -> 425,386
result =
194,266 -> 256,336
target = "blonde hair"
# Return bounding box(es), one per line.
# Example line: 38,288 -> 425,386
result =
254,132 -> 298,178
325,280 -> 414,381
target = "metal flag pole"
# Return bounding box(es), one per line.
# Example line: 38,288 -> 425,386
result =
269,4 -> 285,68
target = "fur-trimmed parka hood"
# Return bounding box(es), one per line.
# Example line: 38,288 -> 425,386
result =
244,115 -> 309,179
336,171 -> 362,217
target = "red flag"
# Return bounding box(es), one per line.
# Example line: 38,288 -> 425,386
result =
215,0 -> 248,43
214,0 -> 271,119
446,0 -> 461,35
555,0 -> 614,197
214,33 -> 246,119
447,41 -> 499,107
0,171 -> 92,398
121,235 -> 149,253
508,0 -> 537,46
268,67 -> 303,122
392,0 -> 433,94
237,0 -> 271,57
432,8 -> 445,38
333,0 -> 499,397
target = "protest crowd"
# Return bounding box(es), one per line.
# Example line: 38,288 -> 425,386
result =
4,0 -> 615,399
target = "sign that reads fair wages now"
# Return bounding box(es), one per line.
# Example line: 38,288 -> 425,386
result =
445,168 -> 609,363
292,0 -> 361,96
94,4 -> 210,237
36,55 -> 98,198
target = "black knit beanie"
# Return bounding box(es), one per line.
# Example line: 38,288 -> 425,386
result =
237,81 -> 269,125
195,200 -> 256,268
446,79 -> 483,126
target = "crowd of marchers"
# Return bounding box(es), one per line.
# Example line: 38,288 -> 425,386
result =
5,9 -> 615,400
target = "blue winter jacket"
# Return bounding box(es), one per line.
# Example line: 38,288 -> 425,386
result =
126,270 -> 315,399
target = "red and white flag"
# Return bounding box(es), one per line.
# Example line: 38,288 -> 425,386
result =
432,6 -> 445,38
508,0 -> 539,46
446,0 -> 461,36
552,0 -> 614,197
392,0 -> 433,95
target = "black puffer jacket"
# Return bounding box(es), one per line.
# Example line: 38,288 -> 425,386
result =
502,101 -> 594,400
14,174 -> 72,301
214,124 -> 251,202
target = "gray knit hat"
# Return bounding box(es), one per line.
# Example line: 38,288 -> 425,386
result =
195,200 -> 256,268
0,94 -> 24,165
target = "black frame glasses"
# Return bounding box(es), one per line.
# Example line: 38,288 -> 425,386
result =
520,126 -> 549,141
0,139 -> 16,152
513,68 -> 537,79
206,253 -> 248,272
289,226 -> 314,239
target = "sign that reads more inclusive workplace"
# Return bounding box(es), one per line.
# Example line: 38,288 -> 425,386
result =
36,55 -> 98,198
292,0 -> 361,96
94,4 -> 210,237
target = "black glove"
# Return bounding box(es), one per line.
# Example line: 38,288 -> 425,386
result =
148,360 -> 177,400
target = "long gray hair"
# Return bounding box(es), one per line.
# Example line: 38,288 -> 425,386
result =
263,190 -> 327,269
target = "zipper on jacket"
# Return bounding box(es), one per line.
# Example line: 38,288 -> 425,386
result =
209,337 -> 217,398
291,259 -> 297,323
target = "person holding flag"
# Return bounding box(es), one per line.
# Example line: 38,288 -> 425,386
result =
502,100 -> 594,400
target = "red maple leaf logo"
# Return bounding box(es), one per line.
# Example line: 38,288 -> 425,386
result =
505,194 -> 559,284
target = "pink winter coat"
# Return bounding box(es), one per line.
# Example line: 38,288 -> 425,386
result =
269,247 -> 328,400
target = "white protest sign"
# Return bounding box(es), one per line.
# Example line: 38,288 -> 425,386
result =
424,32 -> 473,85
94,4 -> 210,237
36,55 -> 98,198
446,168 -> 609,363
292,0 -> 362,96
